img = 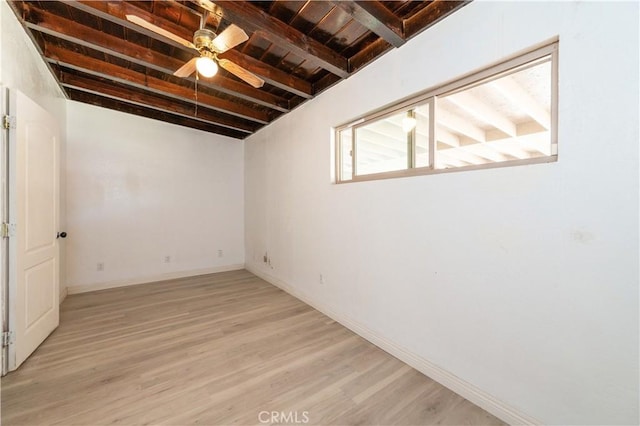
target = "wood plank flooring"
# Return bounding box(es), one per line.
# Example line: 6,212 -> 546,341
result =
1,270 -> 505,425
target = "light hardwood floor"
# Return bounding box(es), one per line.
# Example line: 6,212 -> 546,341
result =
1,270 -> 505,425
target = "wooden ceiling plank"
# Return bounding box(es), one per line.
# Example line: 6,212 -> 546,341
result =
348,37 -> 392,73
44,43 -> 270,124
289,1 -> 334,35
313,73 -> 342,96
331,1 -> 405,48
192,0 -> 350,78
65,0 -> 311,99
67,88 -> 248,138
19,2 -> 289,112
268,1 -> 306,24
403,0 -> 471,39
312,5 -> 353,40
57,69 -> 257,133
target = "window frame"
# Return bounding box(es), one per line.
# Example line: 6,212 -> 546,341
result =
334,41 -> 559,184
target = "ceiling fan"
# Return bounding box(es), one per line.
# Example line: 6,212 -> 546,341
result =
126,13 -> 265,88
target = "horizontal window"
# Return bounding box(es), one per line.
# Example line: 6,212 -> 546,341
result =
335,42 -> 558,183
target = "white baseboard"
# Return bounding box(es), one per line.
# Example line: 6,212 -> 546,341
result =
67,264 -> 245,295
246,264 -> 540,426
59,286 -> 68,304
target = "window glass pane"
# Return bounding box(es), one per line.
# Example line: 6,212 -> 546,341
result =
339,128 -> 352,181
355,112 -> 408,176
414,103 -> 430,168
435,57 -> 552,169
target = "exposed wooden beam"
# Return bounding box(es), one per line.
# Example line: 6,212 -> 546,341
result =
487,140 -> 531,160
436,151 -> 474,168
193,0 -> 349,78
18,1 -> 289,112
515,132 -> 552,156
66,88 -> 247,139
437,108 -> 486,143
415,109 -> 464,148
404,1 -> 471,39
446,91 -> 517,137
490,76 -> 551,130
313,73 -> 342,96
438,146 -> 489,165
44,43 -> 270,124
357,150 -> 391,165
357,129 -> 406,155
462,143 -> 509,163
349,38 -> 392,73
57,69 -> 258,133
435,126 -> 461,148
360,120 -> 405,142
65,0 -> 312,99
332,1 -> 405,48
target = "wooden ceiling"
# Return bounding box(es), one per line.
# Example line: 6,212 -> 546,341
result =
9,1 -> 470,139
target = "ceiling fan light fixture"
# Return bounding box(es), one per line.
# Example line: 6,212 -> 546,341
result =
196,56 -> 218,78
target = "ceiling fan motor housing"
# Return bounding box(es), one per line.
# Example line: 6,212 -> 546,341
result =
193,28 -> 217,53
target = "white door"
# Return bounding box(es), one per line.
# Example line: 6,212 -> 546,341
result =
7,89 -> 60,371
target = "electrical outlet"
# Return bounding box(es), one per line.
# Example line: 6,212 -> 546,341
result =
263,252 -> 268,263
164,256 -> 171,263
217,249 -> 224,258
319,274 -> 325,284
97,262 -> 104,272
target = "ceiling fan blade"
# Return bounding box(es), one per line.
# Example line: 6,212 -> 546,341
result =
126,14 -> 196,49
211,24 -> 249,53
174,57 -> 198,78
218,59 -> 265,88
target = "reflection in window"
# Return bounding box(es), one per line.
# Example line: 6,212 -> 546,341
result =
334,42 -> 557,183
435,58 -> 552,169
355,112 -> 409,176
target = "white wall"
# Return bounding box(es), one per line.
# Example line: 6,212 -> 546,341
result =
65,101 -> 244,292
0,1 -> 67,300
244,2 -> 639,425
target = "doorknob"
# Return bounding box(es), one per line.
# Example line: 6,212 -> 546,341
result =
57,232 -> 67,239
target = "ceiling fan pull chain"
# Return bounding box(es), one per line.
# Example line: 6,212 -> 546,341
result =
195,73 -> 199,117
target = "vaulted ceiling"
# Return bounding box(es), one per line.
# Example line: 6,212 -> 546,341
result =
9,1 -> 469,139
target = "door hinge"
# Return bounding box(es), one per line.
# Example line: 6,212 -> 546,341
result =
1,331 -> 14,347
1,222 -> 16,238
2,115 -> 15,130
